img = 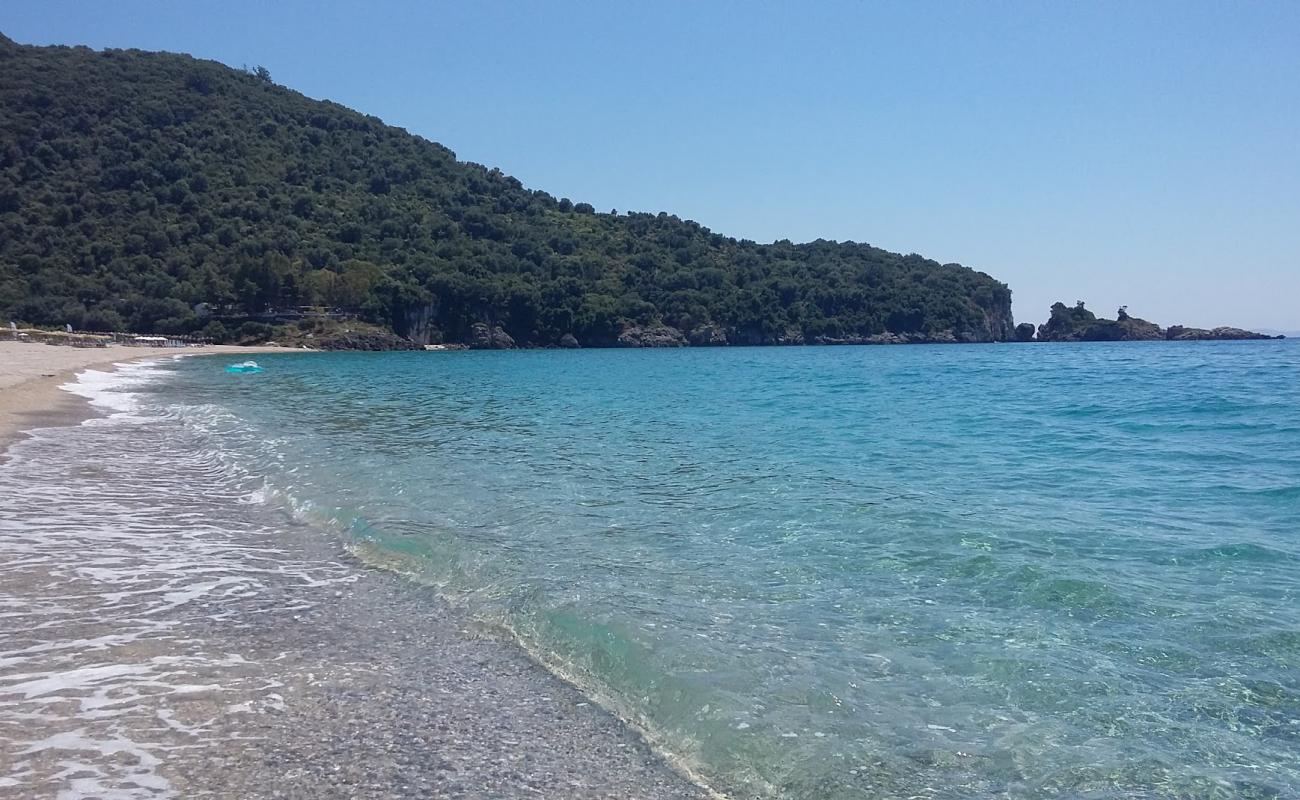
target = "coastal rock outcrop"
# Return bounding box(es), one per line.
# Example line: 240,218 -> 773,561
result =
811,330 -> 970,345
1032,302 -> 1282,343
616,324 -> 688,348
976,305 -> 1016,342
313,329 -> 423,351
558,333 -> 581,348
725,327 -> 769,346
688,324 -> 729,346
724,327 -> 807,346
1037,302 -> 1162,342
397,300 -> 442,346
1166,325 -> 1281,341
468,323 -> 516,349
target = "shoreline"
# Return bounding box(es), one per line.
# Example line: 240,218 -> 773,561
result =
0,346 -> 712,799
0,341 -> 291,453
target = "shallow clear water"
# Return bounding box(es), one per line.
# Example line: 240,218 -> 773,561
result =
137,342 -> 1299,798
0,361 -> 357,797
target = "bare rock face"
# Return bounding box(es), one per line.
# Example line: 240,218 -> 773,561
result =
467,322 -> 515,349
811,330 -> 962,345
397,300 -> 442,345
980,304 -> 1016,342
616,324 -> 688,348
687,325 -> 728,346
558,333 -> 581,349
724,327 -> 806,346
314,329 -> 422,351
1166,325 -> 1281,341
1166,325 -> 1213,340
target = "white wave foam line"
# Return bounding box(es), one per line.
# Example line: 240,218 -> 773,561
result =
59,359 -> 169,418
0,386 -> 355,799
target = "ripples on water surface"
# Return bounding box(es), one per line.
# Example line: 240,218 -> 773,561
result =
0,361 -> 356,797
38,343 -> 1300,798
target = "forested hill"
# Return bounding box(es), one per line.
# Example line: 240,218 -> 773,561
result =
0,35 -> 1014,347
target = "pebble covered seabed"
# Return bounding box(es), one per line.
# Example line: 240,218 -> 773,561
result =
0,362 -> 706,800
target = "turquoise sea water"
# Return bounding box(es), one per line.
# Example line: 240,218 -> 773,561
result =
145,342 -> 1299,798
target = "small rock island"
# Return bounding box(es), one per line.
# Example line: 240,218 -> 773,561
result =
1014,302 -> 1283,343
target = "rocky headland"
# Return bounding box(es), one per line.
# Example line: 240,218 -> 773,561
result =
0,36 -> 1014,357
1028,302 -> 1282,343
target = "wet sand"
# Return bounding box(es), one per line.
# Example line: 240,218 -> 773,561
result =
0,341 -> 287,452
0,350 -> 710,799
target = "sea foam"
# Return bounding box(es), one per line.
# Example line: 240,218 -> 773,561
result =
0,363 -> 354,798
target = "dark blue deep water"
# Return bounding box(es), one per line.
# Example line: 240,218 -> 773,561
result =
146,341 -> 1300,798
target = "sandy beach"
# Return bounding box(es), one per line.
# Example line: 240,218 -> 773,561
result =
0,344 -> 709,799
0,341 -> 288,452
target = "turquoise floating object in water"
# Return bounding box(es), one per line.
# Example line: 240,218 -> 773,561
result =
225,360 -> 264,374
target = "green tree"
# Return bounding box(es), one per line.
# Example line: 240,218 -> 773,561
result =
0,38 -> 1015,347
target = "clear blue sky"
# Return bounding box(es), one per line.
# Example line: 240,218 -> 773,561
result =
5,1 -> 1298,330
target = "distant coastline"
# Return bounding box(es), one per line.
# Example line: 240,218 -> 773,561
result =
1,37 -> 1286,355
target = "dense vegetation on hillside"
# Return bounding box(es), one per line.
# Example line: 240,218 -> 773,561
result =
0,34 -> 1013,346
